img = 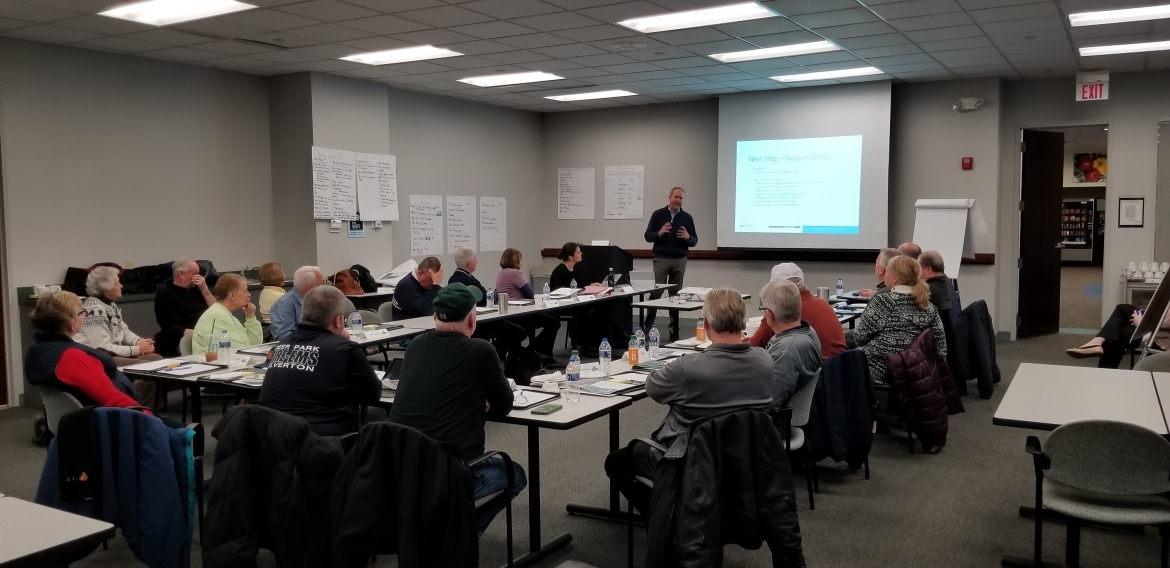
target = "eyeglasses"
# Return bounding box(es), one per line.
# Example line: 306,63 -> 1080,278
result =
76,310 -> 86,317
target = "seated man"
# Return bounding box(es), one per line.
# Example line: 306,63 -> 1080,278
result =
857,248 -> 903,299
154,257 -> 214,356
258,286 -> 381,436
898,242 -> 922,260
269,266 -> 324,342
750,263 -> 847,360
759,280 -> 822,407
605,288 -> 772,514
391,256 -> 443,320
918,251 -> 951,320
390,283 -> 526,536
448,247 -> 526,361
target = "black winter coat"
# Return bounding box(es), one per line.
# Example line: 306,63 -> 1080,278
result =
647,410 -> 806,568
202,405 -> 347,568
805,349 -> 875,467
331,422 -> 478,568
886,329 -> 965,454
952,299 -> 1000,399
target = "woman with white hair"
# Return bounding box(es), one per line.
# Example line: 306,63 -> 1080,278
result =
76,266 -> 161,366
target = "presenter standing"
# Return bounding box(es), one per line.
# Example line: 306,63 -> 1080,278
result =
643,187 -> 698,337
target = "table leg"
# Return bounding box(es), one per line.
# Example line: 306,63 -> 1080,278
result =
506,426 -> 572,568
670,310 -> 680,342
190,384 -> 203,424
565,410 -> 645,525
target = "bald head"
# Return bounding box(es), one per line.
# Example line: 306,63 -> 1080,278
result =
898,242 -> 922,259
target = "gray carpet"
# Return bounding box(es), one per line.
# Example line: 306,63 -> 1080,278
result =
1060,266 -> 1104,331
0,331 -> 1164,567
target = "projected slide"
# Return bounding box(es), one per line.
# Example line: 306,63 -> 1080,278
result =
734,135 -> 863,235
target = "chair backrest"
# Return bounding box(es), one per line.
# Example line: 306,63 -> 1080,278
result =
37,386 -> 83,434
378,301 -> 394,322
358,309 -> 383,324
788,369 -> 822,428
343,298 -> 356,316
179,334 -> 194,356
1045,420 -> 1170,496
1134,351 -> 1170,372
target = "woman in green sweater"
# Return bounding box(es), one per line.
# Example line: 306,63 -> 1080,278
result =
192,273 -> 263,355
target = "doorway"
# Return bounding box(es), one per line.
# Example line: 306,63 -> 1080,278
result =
1017,125 -> 1109,338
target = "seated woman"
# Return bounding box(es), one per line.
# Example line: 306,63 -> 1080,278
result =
852,256 -> 947,385
550,242 -> 602,353
496,248 -> 560,361
74,266 -> 165,407
257,262 -> 286,324
1066,304 -> 1170,368
192,273 -> 264,356
26,290 -> 141,409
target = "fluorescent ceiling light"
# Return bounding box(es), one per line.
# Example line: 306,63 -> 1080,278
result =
341,46 -> 462,66
545,90 -> 637,102
1080,40 -> 1170,56
771,66 -> 883,83
1069,5 -> 1170,27
709,41 -> 839,63
100,0 -> 256,26
459,71 -> 562,87
616,2 -> 775,34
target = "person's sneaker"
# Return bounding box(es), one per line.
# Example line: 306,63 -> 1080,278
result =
1066,345 -> 1104,358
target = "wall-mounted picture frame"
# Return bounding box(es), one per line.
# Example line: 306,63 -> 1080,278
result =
1119,197 -> 1144,227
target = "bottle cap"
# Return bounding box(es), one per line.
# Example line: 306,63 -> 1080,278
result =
571,350 -> 579,355
602,338 -> 608,342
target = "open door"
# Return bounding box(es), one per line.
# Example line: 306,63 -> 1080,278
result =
1017,129 -> 1065,337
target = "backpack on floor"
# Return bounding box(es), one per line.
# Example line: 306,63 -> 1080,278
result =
505,347 -> 544,386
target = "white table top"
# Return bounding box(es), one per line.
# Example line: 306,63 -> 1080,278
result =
1151,372 -> 1170,418
346,288 -> 395,298
0,497 -> 115,566
631,298 -> 705,311
497,390 -> 633,430
993,363 -> 1168,434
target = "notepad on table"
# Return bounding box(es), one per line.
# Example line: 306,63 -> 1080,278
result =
123,358 -> 187,372
238,342 -> 279,355
156,363 -> 222,377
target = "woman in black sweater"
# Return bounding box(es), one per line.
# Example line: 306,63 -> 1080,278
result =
550,243 -> 603,353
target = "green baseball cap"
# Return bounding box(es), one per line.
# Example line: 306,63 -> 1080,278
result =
433,283 -> 483,322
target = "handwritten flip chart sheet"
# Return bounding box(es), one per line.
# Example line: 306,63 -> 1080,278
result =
356,153 -> 399,221
604,165 -> 644,220
558,167 -> 595,220
312,147 -> 358,220
409,195 -> 443,256
446,196 -> 476,253
480,197 -> 507,252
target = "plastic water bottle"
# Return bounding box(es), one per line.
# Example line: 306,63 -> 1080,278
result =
696,318 -> 706,341
837,278 -> 844,298
599,338 -> 612,377
350,310 -> 362,331
486,288 -> 495,308
217,330 -> 230,361
648,325 -> 660,360
628,335 -> 640,366
566,350 -> 581,402
635,327 -> 646,350
542,282 -> 551,304
607,268 -> 615,287
570,278 -> 578,299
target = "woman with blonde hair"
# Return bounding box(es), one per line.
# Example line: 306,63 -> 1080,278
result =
853,255 -> 947,385
191,273 -> 263,356
257,262 -> 286,324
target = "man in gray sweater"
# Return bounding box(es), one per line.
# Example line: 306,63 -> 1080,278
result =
605,288 -> 773,514
759,280 -> 822,409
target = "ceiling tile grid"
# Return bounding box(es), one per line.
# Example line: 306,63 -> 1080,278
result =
0,0 -> 1165,111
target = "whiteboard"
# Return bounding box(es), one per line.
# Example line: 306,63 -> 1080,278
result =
480,197 -> 507,252
446,195 -> 476,253
409,195 -> 443,256
355,153 -> 399,221
604,165 -> 644,220
912,199 -> 977,278
558,167 -> 595,220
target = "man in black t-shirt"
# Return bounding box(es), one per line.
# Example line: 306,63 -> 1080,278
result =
390,282 -> 526,536
153,257 -> 214,356
258,286 -> 381,436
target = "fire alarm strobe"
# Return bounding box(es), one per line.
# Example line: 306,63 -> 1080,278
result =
962,157 -> 973,170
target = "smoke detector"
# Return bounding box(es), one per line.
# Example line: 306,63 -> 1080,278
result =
610,42 -> 647,52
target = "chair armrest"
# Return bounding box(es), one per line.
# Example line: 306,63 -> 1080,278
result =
1025,435 -> 1050,470
631,437 -> 668,454
467,450 -> 516,492
339,432 -> 358,453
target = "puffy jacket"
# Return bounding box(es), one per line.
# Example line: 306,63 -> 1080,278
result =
202,405 -> 347,568
805,349 -> 875,467
952,299 -> 1000,399
886,329 -> 965,454
647,410 -> 806,568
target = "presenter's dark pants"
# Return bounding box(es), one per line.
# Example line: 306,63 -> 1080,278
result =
646,257 -> 687,333
1097,303 -> 1140,369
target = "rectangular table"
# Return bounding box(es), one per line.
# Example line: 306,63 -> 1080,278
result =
0,497 -> 116,567
631,293 -> 751,342
993,363 -> 1168,434
346,288 -> 395,310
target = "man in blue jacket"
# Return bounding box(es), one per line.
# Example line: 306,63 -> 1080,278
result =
643,187 -> 698,335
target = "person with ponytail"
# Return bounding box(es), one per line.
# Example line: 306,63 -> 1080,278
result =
852,255 -> 947,385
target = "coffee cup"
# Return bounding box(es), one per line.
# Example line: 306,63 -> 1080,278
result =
816,287 -> 830,301
541,381 -> 559,393
498,293 -> 509,314
32,285 -> 50,297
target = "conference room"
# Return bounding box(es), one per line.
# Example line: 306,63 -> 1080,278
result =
3,0 -> 1170,566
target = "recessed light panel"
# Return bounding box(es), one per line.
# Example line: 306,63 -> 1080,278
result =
709,41 -> 839,63
341,46 -> 462,66
1080,40 -> 1170,56
1069,5 -> 1170,27
616,2 -> 775,34
545,90 -> 637,101
459,71 -> 563,87
771,66 -> 883,83
100,0 -> 256,26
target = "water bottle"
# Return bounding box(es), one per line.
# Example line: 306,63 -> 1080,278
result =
542,282 -> 551,304
836,278 -> 844,298
628,335 -> 640,366
635,327 -> 646,350
696,318 -> 706,342
486,288 -> 495,308
350,310 -> 362,331
607,268 -> 615,287
217,330 -> 230,361
570,278 -> 578,299
648,325 -> 660,360
599,338 -> 612,377
566,350 -> 581,402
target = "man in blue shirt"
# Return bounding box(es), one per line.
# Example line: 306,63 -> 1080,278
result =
643,187 -> 698,337
269,266 -> 324,341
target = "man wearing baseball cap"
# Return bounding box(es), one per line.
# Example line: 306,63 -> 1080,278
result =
749,263 -> 847,361
390,282 -> 526,536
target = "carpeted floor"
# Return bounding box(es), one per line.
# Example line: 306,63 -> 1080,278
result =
1060,266 -> 1104,332
0,331 -> 1163,567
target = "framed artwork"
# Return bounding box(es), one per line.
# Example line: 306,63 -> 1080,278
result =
1073,153 -> 1107,183
1119,197 -> 1144,227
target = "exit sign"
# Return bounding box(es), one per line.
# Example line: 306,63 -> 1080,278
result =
1076,72 -> 1109,101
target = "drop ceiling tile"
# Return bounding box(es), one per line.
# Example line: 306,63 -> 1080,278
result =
2,24 -> 98,43
959,0 -> 1049,7
442,39 -> 517,54
173,19 -> 270,39
647,27 -> 732,46
448,20 -> 538,39
787,51 -> 861,65
338,15 -> 431,35
341,65 -> 409,78
0,1 -> 75,24
997,39 -> 1071,54
788,8 -> 881,29
951,66 -> 1016,77
511,11 -> 600,31
240,0 -> 307,6
288,43 -> 364,58
482,49 -> 553,63
1058,0 -> 1139,13
391,28 -> 479,45
544,0 -> 631,10
988,28 -> 1068,45
727,59 -> 799,72
852,44 -> 925,58
494,32 -> 576,48
419,80 -> 483,91
577,1 -> 669,22
140,46 -> 223,63
871,0 -> 963,19
196,56 -> 277,70
276,0 -> 381,22
382,73 -> 445,84
518,58 -> 586,70
888,12 -> 975,32
380,60 -> 459,73
335,36 -> 413,51
238,31 -> 319,48
459,0 -> 563,19
564,52 -> 636,65
650,76 -> 713,86
286,23 -> 375,42
597,61 -> 661,73
904,25 -> 985,42
888,70 -> 957,80
815,21 -> 899,39
1010,56 -> 1077,67
75,35 -> 168,53
53,14 -> 152,35
297,59 -> 366,71
917,36 -> 993,52
979,16 -> 1066,35
714,18 -> 802,38
532,42 -> 608,57
220,9 -> 323,31
428,55 -> 505,69
770,78 -> 836,87
931,46 -> 1003,61
878,61 -> 948,72
554,24 -> 636,41
195,39 -> 279,55
654,56 -> 721,69
623,69 -> 687,80
758,0 -> 860,16
1069,21 -> 1152,39
941,55 -> 1010,68
678,38 -> 758,55
248,49 -> 321,63
530,78 -> 594,88
8,0 -> 119,11
617,46 -> 700,61
1007,51 -> 1075,63
395,5 -> 495,27
682,64 -> 747,75
970,2 -> 1059,23
553,66 -> 612,78
583,72 -> 644,83
835,34 -> 913,50
685,70 -> 758,81
1073,34 -> 1151,48
866,52 -> 937,66
718,78 -> 783,88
